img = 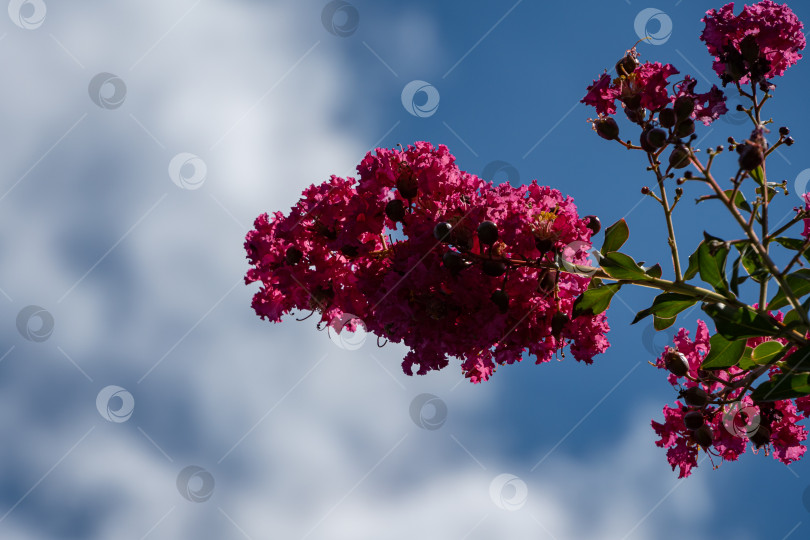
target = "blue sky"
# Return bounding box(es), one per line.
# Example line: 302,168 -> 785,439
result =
1,1 -> 810,538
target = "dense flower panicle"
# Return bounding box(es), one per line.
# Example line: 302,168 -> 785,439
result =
652,320 -> 808,477
701,1 -> 806,84
245,142 -> 610,382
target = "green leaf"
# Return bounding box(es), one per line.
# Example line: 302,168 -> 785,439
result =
751,341 -> 785,365
724,189 -> 752,213
572,283 -> 622,317
750,165 -> 765,187
631,293 -> 697,324
751,372 -> 810,402
738,347 -> 756,370
600,252 -> 651,281
784,345 -> 810,372
783,309 -> 809,332
601,219 -> 629,255
702,303 -> 781,340
683,243 -> 702,281
735,243 -> 768,283
698,239 -> 729,293
768,269 -> 810,310
774,237 -> 810,264
701,333 -> 746,370
644,263 -> 663,279
654,314 -> 677,330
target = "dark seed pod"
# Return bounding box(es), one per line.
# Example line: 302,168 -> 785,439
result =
692,425 -> 714,448
482,259 -> 507,277
551,312 -> 570,336
673,96 -> 695,120
442,251 -> 472,273
665,351 -> 689,377
491,289 -> 509,313
683,411 -> 705,430
645,128 -> 668,149
749,424 -> 771,448
785,136 -> 795,147
583,215 -> 601,235
675,118 -> 695,138
385,199 -> 406,222
595,117 -> 620,140
779,126 -> 790,136
477,221 -> 499,245
434,222 -> 453,241
669,146 -> 691,169
681,386 -> 709,408
658,108 -> 677,128
285,246 -> 303,265
738,143 -> 764,171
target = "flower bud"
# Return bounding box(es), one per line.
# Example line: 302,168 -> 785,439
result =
595,117 -> 620,140
615,54 -> 638,77
551,312 -> 570,336
491,289 -> 508,313
442,251 -> 472,273
434,222 -> 453,241
675,118 -> 695,138
665,350 -> 689,376
583,215 -> 601,235
285,246 -> 303,265
385,199 -> 406,222
692,424 -> 714,448
683,410 -> 704,430
674,96 -> 695,119
738,143 -> 764,171
748,424 -> 771,448
477,221 -> 499,245
645,128 -> 668,149
681,386 -> 709,408
658,108 -> 677,128
396,173 -> 418,199
535,237 -> 554,253
482,259 -> 507,277
669,146 -> 691,169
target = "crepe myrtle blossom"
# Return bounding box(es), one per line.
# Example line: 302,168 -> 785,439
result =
652,320 -> 808,478
701,0 -> 806,85
245,142 -> 610,383
582,57 -> 727,138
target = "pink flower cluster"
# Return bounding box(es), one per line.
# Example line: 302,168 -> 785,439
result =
582,61 -> 727,126
652,320 -> 810,477
701,1 -> 806,84
245,142 -> 610,382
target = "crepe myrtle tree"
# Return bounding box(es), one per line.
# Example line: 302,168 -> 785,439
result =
245,1 -> 810,477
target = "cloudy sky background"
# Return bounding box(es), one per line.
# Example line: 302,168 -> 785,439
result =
1,0 -> 809,538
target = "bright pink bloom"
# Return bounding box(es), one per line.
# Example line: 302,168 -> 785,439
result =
701,1 -> 806,83
673,76 -> 728,125
652,320 -> 809,476
802,193 -> 810,238
582,73 -> 618,116
246,142 -> 610,382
